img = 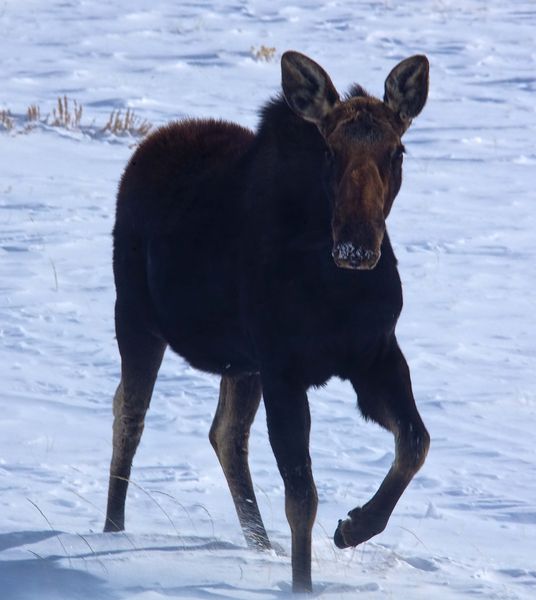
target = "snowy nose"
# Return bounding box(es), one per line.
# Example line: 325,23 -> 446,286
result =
332,242 -> 380,270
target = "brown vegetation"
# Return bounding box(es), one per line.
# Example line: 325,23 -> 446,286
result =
0,109 -> 14,131
102,108 -> 152,137
251,45 -> 276,62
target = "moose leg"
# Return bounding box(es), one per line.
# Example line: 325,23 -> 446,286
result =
209,373 -> 271,551
104,320 -> 166,532
334,337 -> 429,549
262,376 -> 317,593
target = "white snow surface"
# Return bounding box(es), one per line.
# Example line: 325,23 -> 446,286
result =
1,1 -> 535,598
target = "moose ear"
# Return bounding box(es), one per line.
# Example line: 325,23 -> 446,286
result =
384,55 -> 429,130
281,51 -> 340,125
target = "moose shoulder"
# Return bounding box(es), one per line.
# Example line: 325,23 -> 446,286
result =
105,51 -> 430,593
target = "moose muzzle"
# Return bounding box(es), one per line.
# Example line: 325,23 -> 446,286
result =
332,242 -> 381,270
331,162 -> 385,270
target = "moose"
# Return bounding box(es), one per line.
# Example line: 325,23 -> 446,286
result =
104,51 -> 430,593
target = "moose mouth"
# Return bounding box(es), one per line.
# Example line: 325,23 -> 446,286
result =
332,242 -> 381,270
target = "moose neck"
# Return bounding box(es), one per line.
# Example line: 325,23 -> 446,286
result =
252,97 -> 333,250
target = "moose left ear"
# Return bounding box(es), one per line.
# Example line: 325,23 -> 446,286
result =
384,55 -> 429,130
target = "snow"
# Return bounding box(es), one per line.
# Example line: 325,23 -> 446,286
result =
1,0 -> 535,598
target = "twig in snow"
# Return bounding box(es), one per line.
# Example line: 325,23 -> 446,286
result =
151,489 -> 197,533
112,475 -> 182,538
191,502 -> 216,541
397,525 -> 430,551
76,533 -> 109,575
69,488 -> 138,551
27,497 -> 72,567
49,257 -> 58,291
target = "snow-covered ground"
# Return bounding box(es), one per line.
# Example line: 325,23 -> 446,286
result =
1,1 -> 535,598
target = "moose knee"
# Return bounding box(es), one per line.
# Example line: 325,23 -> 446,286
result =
209,419 -> 249,463
282,467 -> 318,532
396,422 -> 430,475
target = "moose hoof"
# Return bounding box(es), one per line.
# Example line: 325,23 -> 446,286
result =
251,539 -> 287,557
103,517 -> 125,533
333,507 -> 388,549
271,541 -> 288,557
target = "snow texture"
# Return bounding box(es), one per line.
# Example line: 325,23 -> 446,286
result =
1,1 -> 535,598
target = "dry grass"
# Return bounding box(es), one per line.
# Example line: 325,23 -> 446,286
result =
102,108 -> 152,137
251,45 -> 276,62
49,96 -> 83,129
27,104 -> 41,123
0,109 -> 14,131
1,99 -> 152,139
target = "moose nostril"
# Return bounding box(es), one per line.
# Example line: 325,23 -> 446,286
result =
332,242 -> 356,261
332,243 -> 380,269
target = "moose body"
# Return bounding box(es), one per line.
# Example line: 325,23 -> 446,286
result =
105,52 -> 430,592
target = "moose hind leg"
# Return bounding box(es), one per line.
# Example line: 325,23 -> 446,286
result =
334,338 -> 430,549
104,325 -> 166,532
209,373 -> 271,551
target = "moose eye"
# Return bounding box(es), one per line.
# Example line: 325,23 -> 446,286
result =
391,146 -> 405,163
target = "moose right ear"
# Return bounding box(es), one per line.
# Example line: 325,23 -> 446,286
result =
384,55 -> 429,131
281,51 -> 340,125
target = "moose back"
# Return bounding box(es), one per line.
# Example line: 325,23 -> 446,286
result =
104,51 -> 430,593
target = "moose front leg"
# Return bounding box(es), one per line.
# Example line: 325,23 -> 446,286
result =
334,338 -> 430,549
262,375 -> 317,593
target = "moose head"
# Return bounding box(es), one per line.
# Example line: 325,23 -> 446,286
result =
281,51 -> 429,270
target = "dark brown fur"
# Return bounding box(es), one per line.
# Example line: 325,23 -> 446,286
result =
104,52 -> 430,593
